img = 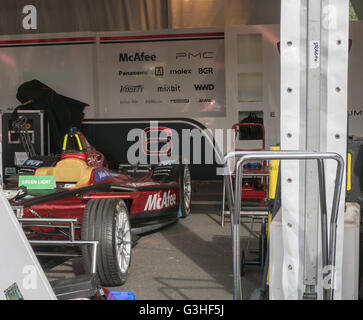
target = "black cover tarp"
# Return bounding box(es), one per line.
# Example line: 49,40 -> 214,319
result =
15,80 -> 88,155
239,112 -> 264,140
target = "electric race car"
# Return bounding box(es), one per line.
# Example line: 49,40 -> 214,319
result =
9,128 -> 192,287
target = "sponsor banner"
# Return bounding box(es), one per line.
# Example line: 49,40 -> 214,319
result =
119,70 -> 148,76
194,84 -> 215,91
144,189 -> 178,211
120,85 -> 144,93
97,30 -> 225,118
22,159 -> 44,168
130,188 -> 179,214
94,168 -> 114,182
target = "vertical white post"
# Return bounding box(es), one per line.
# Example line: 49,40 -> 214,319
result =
280,0 -> 307,300
303,0 -> 322,300
279,0 -> 349,299
320,0 -> 349,300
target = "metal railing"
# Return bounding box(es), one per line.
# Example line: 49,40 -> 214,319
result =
223,150 -> 345,300
18,217 -> 98,274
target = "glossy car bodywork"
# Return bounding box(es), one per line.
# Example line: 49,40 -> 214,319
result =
12,130 -> 182,238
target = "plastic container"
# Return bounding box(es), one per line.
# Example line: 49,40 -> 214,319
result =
107,291 -> 135,300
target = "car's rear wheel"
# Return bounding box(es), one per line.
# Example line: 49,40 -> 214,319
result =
81,198 -> 132,286
179,164 -> 192,218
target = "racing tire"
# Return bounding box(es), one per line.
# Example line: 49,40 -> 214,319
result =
179,164 -> 192,218
81,198 -> 132,287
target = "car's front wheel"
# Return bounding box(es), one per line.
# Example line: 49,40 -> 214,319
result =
81,198 -> 132,286
179,164 -> 192,218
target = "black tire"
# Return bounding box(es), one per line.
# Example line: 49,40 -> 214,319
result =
81,198 -> 132,286
179,164 -> 192,218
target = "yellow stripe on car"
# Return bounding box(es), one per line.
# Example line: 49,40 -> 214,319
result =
62,134 -> 68,151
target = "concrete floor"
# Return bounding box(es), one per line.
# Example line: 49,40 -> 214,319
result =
44,204 -> 264,300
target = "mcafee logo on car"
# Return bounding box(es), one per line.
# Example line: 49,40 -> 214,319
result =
144,190 -> 177,211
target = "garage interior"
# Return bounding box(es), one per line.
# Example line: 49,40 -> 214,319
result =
0,0 -> 362,301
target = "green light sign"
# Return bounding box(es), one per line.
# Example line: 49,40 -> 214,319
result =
18,175 -> 55,190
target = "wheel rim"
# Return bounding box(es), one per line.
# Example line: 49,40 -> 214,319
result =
114,203 -> 131,274
183,166 -> 191,211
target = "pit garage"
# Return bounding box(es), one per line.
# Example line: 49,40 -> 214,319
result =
0,0 -> 362,303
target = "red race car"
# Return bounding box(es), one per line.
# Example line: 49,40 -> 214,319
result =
9,128 -> 192,287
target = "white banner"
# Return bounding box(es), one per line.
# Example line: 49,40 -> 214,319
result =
96,30 -> 225,118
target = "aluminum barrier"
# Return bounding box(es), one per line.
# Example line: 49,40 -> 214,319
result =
17,216 -> 99,274
223,151 -> 345,300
